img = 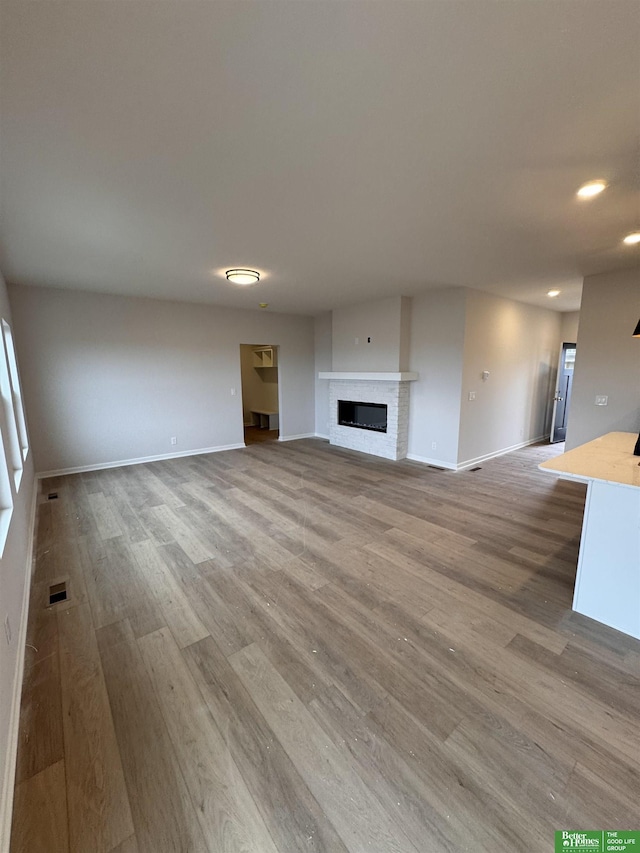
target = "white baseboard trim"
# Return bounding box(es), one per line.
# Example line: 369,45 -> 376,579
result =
36,443 -> 247,478
456,435 -> 549,471
314,433 -> 329,441
405,453 -> 457,470
407,435 -> 549,473
277,433 -> 317,442
0,477 -> 38,852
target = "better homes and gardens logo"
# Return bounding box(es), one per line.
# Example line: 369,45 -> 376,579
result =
558,833 -> 602,849
555,831 -> 639,852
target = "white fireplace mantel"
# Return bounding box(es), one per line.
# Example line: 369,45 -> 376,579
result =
318,371 -> 418,381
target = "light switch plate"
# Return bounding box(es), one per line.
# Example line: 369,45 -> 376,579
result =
595,395 -> 608,406
468,391 -> 476,401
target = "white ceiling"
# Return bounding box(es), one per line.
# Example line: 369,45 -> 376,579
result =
1,1 -> 639,316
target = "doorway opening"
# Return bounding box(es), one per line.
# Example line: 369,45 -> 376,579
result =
551,342 -> 576,443
240,344 -> 280,445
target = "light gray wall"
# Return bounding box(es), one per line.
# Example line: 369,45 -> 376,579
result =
325,287 -> 564,468
239,345 -> 279,425
566,268 -> 640,451
560,311 -> 580,344
314,313 -> 332,438
9,285 -> 315,473
399,296 -> 412,372
457,290 -> 561,466
407,288 -> 466,468
331,296 -> 407,372
0,272 -> 35,845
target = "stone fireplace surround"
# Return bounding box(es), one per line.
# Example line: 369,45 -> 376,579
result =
318,372 -> 418,461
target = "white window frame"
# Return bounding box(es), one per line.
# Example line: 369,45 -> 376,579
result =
0,337 -> 22,493
0,431 -> 13,557
2,320 -> 28,462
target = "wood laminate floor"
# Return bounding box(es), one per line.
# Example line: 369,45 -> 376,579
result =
11,439 -> 640,852
244,426 -> 280,445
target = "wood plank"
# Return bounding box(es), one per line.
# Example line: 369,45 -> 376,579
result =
58,602 -> 134,852
308,686 -> 462,853
138,628 -> 279,853
148,504 -> 215,564
130,539 -> 209,649
184,636 -> 350,853
443,714 -> 573,848
237,569 -> 390,716
99,620 -> 209,853
180,573 -> 256,654
134,464 -> 186,510
230,642 -> 420,853
87,492 -> 124,541
80,534 -> 164,637
15,649 -> 63,785
11,760 -> 70,853
365,695 -> 530,852
108,836 -> 139,853
560,762 -> 640,829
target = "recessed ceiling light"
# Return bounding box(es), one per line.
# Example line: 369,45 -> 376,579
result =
547,290 -> 561,297
226,269 -> 260,285
576,180 -> 607,198
623,232 -> 640,245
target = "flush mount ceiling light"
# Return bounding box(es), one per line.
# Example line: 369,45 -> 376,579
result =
547,290 -> 561,297
623,232 -> 640,245
576,180 -> 607,198
226,269 -> 260,286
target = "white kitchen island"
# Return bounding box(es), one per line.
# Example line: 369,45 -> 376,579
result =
539,431 -> 640,640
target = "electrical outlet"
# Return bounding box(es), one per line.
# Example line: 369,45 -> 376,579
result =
468,391 -> 476,401
230,387 -> 237,396
431,442 -> 437,450
595,395 -> 608,406
170,436 -> 177,446
4,615 -> 11,646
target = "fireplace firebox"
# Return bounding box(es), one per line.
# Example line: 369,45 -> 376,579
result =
338,400 -> 387,433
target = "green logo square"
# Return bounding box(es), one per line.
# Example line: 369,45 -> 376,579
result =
555,831 -> 640,852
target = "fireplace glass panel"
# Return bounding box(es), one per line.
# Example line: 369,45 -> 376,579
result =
338,400 -> 387,433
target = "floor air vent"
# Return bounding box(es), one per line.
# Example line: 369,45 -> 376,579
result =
47,492 -> 58,500
48,582 -> 68,606
469,466 -> 482,472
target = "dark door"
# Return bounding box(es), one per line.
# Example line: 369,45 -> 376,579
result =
551,342 -> 576,443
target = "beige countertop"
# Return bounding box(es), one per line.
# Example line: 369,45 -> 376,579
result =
539,431 -> 640,488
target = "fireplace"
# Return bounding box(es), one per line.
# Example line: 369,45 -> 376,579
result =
319,371 -> 418,460
338,400 -> 387,433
